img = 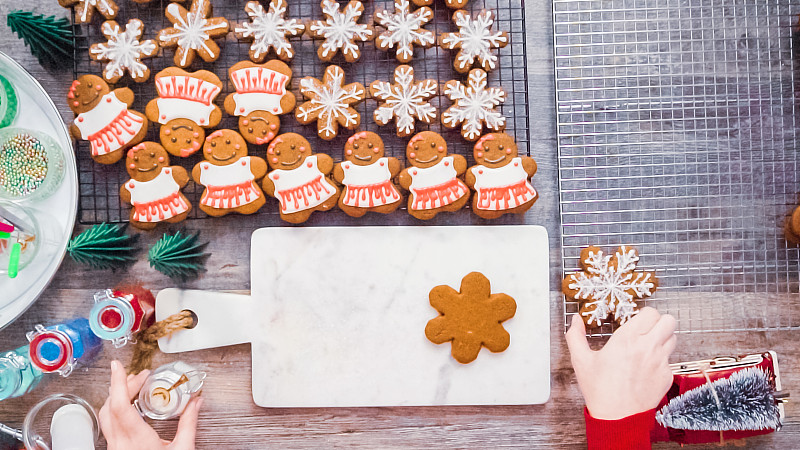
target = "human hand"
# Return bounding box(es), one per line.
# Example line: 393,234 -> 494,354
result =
99,360 -> 203,450
566,307 -> 677,420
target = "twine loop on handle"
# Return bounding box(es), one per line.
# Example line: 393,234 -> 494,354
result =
128,310 -> 194,375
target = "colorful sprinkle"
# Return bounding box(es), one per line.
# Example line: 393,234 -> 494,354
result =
0,133 -> 49,197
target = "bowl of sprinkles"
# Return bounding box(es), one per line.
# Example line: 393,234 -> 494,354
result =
0,128 -> 64,201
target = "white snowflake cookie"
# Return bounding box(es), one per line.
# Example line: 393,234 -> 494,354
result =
439,10 -> 509,73
157,0 -> 230,68
374,0 -> 435,63
307,0 -> 374,63
442,68 -> 506,141
563,246 -> 658,328
235,0 -> 305,62
296,65 -> 365,140
58,0 -> 118,25
89,20 -> 159,83
370,65 -> 436,137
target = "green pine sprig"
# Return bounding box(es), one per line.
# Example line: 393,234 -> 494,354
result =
66,223 -> 139,271
148,230 -> 209,281
7,10 -> 75,67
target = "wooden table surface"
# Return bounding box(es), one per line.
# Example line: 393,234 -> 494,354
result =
0,1 -> 798,449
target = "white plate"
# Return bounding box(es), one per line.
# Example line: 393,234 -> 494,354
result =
0,52 -> 78,329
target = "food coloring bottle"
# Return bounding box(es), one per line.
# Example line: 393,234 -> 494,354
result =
0,345 -> 42,401
27,318 -> 102,377
88,287 -> 156,347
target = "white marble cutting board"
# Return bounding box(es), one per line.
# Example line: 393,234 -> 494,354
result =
157,225 -> 550,407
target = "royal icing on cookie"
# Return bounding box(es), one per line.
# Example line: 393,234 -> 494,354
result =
268,154 -> 337,214
235,0 -> 304,62
370,65 -> 437,137
58,0 -> 118,24
470,158 -> 536,211
89,19 -> 159,83
75,92 -> 145,157
408,156 -> 469,210
374,0 -> 434,63
340,157 -> 401,208
442,68 -> 506,141
296,65 -> 365,140
158,0 -> 230,68
127,169 -> 190,222
229,65 -> 290,116
307,0 -> 374,62
153,73 -> 221,125
199,157 -> 262,208
439,10 -> 509,73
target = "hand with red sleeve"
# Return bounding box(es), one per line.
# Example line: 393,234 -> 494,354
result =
566,307 -> 677,449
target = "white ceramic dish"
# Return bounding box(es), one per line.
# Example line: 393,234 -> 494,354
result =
0,51 -> 78,329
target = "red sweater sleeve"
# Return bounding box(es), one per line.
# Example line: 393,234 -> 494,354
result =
584,407 -> 655,450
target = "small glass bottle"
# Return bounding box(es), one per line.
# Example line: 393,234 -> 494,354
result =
27,318 -> 103,377
89,287 -> 156,348
135,361 -> 206,420
0,345 -> 42,401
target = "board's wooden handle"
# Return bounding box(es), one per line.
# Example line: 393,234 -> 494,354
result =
156,289 -> 255,354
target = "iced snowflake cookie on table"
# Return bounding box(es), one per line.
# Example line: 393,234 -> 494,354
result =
192,129 -> 268,217
234,0 -> 305,62
67,75 -> 148,165
465,132 -> 537,219
306,0 -> 374,63
223,60 -> 295,145
370,65 -> 437,138
296,65 -> 365,140
439,10 -> 509,73
332,131 -> 402,217
145,68 -> 222,158
120,142 -> 191,230
89,19 -> 159,83
157,0 -> 229,68
425,272 -> 516,364
398,131 -> 469,220
442,68 -> 506,141
58,0 -> 118,24
262,133 -> 340,224
562,245 -> 659,328
374,0 -> 434,63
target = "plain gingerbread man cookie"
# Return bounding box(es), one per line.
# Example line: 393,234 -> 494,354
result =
262,132 -> 340,224
398,131 -> 469,220
120,142 -> 191,230
333,131 -> 402,217
191,129 -> 268,217
465,132 -> 538,219
68,74 -> 148,165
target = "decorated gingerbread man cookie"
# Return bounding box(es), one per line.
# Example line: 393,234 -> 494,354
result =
120,142 -> 192,231
439,10 -> 509,73
68,75 -> 148,165
333,131 -> 402,217
262,133 -> 340,224
465,132 -> 538,219
89,19 -> 159,83
58,0 -> 118,24
223,60 -> 295,145
192,129 -> 268,217
157,0 -> 230,68
306,0 -> 374,63
398,131 -> 469,220
374,0 -> 435,63
146,68 -> 223,157
234,0 -> 305,62
296,65 -> 365,140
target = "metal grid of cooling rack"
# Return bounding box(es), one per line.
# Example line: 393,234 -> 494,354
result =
554,0 -> 800,335
69,0 -> 529,224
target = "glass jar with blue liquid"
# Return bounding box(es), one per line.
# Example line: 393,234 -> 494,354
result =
0,345 -> 42,401
27,318 -> 102,377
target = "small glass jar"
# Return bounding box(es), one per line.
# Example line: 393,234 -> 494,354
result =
135,361 -> 206,420
22,393 -> 99,450
0,200 -> 40,276
0,127 -> 65,202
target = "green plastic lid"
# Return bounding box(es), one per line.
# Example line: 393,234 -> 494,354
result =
0,74 -> 18,129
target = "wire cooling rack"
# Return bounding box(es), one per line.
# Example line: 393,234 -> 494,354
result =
68,0 -> 529,223
554,0 -> 800,335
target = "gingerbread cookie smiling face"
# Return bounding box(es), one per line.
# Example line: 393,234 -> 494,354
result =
68,75 -> 148,165
119,142 -> 191,230
466,132 -> 538,219
397,131 -> 469,220
262,133 -> 340,224
159,119 -> 203,157
333,131 -> 402,217
192,129 -> 268,217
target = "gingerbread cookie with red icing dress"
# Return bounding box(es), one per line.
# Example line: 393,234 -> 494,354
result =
146,67 -> 223,158
333,131 -> 402,217
262,133 -> 340,224
398,131 -> 469,220
223,60 -> 295,145
68,75 -> 148,165
192,129 -> 268,217
120,142 -> 191,230
465,132 -> 537,219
